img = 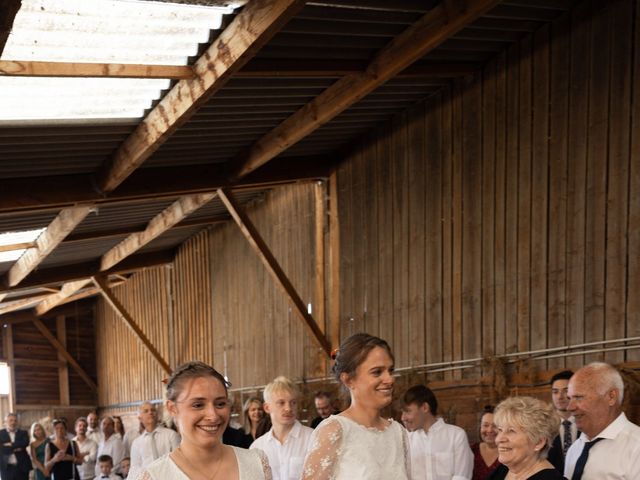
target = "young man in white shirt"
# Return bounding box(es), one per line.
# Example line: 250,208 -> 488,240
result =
129,401 -> 180,477
87,412 -> 104,446
73,417 -> 98,480
401,384 -> 473,480
250,376 -> 313,480
564,362 -> 640,480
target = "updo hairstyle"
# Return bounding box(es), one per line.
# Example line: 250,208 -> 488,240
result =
332,333 -> 394,386
166,361 -> 230,402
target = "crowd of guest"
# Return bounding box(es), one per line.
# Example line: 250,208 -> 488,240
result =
1,333 -> 639,480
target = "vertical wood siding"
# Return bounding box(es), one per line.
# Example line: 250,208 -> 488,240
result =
337,0 -> 640,374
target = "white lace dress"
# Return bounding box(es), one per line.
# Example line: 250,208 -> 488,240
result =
132,446 -> 272,480
302,415 -> 411,480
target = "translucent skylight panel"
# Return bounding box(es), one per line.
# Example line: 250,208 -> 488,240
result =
0,228 -> 45,263
0,0 -> 232,121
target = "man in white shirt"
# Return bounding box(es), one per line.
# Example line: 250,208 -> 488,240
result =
250,376 -> 313,480
564,362 -> 640,480
95,416 -> 125,477
548,370 -> 578,472
401,384 -> 473,480
73,417 -> 98,480
87,412 -> 103,446
129,401 -> 180,477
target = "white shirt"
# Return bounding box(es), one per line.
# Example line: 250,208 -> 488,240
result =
123,428 -> 141,457
74,436 -> 98,480
407,418 -> 474,480
564,412 -> 640,480
130,427 -> 180,470
96,434 -> 125,476
96,474 -> 119,480
87,427 -> 104,446
250,420 -> 313,480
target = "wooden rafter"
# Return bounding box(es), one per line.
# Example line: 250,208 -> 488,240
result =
232,0 -> 502,179
0,60 -> 194,79
35,279 -> 92,316
0,242 -> 35,253
0,294 -> 50,315
5,205 -> 93,287
32,317 -> 98,392
0,250 -> 174,295
218,188 -> 332,358
92,275 -> 171,374
0,155 -> 333,215
100,193 -> 215,271
94,0 -> 306,194
0,0 -> 21,56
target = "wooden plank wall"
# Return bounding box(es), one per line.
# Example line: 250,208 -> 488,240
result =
95,184 -> 323,411
337,0 -> 640,380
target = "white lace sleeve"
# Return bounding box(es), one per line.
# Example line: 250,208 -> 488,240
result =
131,468 -> 152,480
255,448 -> 273,480
302,417 -> 343,480
402,425 -> 411,478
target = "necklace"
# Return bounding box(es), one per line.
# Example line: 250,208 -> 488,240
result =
506,459 -> 544,480
175,446 -> 225,480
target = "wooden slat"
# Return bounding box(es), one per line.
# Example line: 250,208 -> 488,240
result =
32,318 -> 97,392
100,193 -> 215,271
314,182 -> 326,337
0,0 -> 21,56
34,279 -> 93,316
0,60 -> 194,78
218,188 -> 332,357
92,275 -> 171,375
233,0 -> 502,179
0,294 -> 50,315
3,324 -> 16,411
0,242 -> 35,253
5,205 -> 92,287
95,0 -> 306,194
56,315 -> 70,406
328,172 -> 340,350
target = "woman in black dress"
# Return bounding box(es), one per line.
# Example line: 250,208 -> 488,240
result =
488,396 -> 566,480
44,419 -> 83,480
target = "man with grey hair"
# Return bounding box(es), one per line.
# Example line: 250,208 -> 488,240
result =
95,416 -> 125,477
564,362 -> 640,480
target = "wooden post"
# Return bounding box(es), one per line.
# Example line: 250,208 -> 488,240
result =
56,315 -> 70,406
3,324 -> 16,412
328,172 -> 341,351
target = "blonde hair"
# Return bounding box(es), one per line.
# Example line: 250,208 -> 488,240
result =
263,376 -> 298,404
494,396 -> 559,459
30,422 -> 46,441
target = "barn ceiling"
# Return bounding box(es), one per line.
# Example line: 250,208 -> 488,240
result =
0,0 -> 576,317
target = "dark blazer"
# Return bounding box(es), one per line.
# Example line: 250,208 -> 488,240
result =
0,428 -> 32,477
548,430 -> 581,474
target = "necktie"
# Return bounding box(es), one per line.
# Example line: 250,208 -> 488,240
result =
571,437 -> 603,480
562,420 -> 573,456
149,431 -> 159,460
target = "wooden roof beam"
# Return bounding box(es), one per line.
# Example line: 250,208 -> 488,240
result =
94,0 -> 306,194
0,249 -> 174,295
0,155 -> 333,215
232,0 -> 502,179
5,205 -> 93,287
92,275 -> 171,374
0,60 -> 194,79
218,188 -> 332,358
34,279 -> 93,316
100,193 -> 215,271
32,317 -> 98,392
0,0 -> 21,56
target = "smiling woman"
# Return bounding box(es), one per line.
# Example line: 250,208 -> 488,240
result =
132,361 -> 272,480
301,333 -> 411,480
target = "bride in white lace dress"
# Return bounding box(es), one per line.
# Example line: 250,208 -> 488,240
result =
133,361 -> 271,480
302,333 -> 411,479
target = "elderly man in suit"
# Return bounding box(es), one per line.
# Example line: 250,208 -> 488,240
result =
0,413 -> 32,480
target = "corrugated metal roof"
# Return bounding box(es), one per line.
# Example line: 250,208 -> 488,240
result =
0,0 -> 577,312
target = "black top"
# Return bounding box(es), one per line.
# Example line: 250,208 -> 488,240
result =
488,465 -> 566,480
48,441 -> 79,480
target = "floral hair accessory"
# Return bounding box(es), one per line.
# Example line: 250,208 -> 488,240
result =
331,348 -> 339,360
